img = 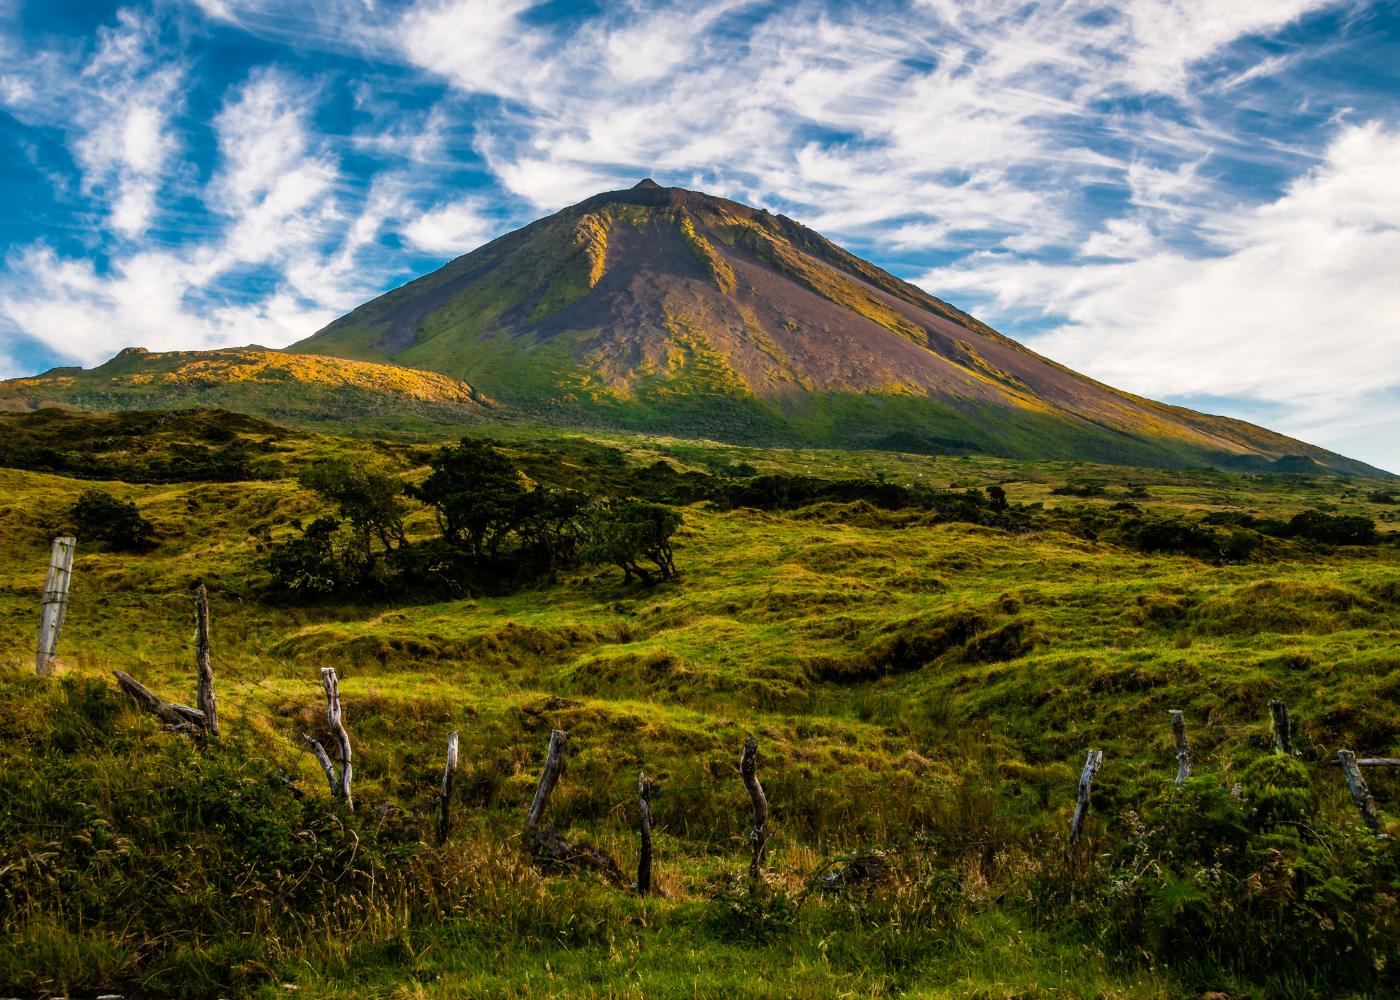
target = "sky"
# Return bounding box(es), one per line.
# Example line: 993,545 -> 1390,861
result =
1,1 -> 1398,471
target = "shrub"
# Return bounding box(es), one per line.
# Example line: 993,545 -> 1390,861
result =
66,489 -> 156,552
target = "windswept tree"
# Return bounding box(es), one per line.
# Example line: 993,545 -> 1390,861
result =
412,438 -> 526,558
298,458 -> 409,555
516,486 -> 589,573
581,500 -> 681,584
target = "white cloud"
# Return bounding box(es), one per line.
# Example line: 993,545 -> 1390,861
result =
920,122 -> 1400,471
402,197 -> 495,255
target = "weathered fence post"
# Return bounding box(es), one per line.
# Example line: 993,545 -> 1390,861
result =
320,667 -> 353,811
194,583 -> 219,739
1170,710 -> 1190,786
1068,749 -> 1103,856
526,729 -> 569,834
1338,750 -> 1382,831
112,670 -> 206,731
437,731 -> 459,847
740,736 -> 769,879
36,536 -> 76,676
1269,699 -> 1294,755
637,771 -> 654,895
301,734 -> 338,794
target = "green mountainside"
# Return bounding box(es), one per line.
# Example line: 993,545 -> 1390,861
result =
294,179 -> 1385,476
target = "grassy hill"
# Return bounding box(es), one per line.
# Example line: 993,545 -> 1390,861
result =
0,346 -> 496,436
2,410 -> 1399,997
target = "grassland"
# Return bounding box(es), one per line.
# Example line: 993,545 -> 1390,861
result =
1,414 -> 1398,998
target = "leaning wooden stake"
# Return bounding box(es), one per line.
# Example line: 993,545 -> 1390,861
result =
301,734 -> 338,794
319,667 -> 353,811
1269,699 -> 1294,755
1338,750 -> 1382,831
526,729 -> 569,833
1170,710 -> 1190,786
113,670 -> 206,731
740,736 -> 769,879
637,771 -> 654,895
437,731 -> 459,847
1068,749 -> 1103,855
36,536 -> 76,676
194,583 -> 219,739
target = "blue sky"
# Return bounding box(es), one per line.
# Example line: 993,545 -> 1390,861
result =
2,0 -> 1398,471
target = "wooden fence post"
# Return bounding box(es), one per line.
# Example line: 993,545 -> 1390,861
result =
1170,710 -> 1190,787
1068,749 -> 1103,856
637,771 -> 654,895
319,667 -> 353,811
1269,699 -> 1293,755
36,536 -> 76,676
526,729 -> 569,834
1338,750 -> 1382,831
301,734 -> 338,794
112,670 -> 206,732
740,736 -> 769,879
437,731 -> 459,847
194,583 -> 219,739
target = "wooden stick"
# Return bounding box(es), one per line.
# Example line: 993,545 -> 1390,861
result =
1338,750 -> 1382,831
526,729 -> 568,833
1269,699 -> 1293,755
194,583 -> 219,739
637,771 -> 654,895
1068,749 -> 1103,854
319,667 -> 353,811
740,736 -> 769,879
1170,710 -> 1190,787
302,734 -> 338,794
437,731 -> 459,847
1357,758 -> 1400,767
36,536 -> 76,676
113,670 -> 206,731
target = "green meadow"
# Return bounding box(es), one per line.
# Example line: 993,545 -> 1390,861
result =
1,411 -> 1398,998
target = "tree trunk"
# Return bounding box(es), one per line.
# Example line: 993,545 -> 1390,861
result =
1169,710 -> 1190,786
194,583 -> 219,739
740,736 -> 769,879
36,536 -> 76,676
526,729 -> 569,833
438,730 -> 459,847
319,667 -> 353,811
1068,749 -> 1103,856
637,771 -> 654,895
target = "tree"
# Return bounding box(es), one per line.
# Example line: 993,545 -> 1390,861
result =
515,486 -> 588,572
298,459 -> 408,556
67,488 -> 156,552
581,500 -> 681,584
411,438 -> 526,558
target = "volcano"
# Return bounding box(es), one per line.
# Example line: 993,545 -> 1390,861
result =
289,180 -> 1377,474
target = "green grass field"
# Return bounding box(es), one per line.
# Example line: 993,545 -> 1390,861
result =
2,415 -> 1398,998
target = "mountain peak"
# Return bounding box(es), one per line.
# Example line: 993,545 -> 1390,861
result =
632,178 -> 662,190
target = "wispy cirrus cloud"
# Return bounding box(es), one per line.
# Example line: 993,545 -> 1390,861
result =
0,0 -> 1396,468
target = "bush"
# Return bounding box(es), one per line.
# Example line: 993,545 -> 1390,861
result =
1285,509 -> 1379,545
66,489 -> 156,552
1050,762 -> 1400,995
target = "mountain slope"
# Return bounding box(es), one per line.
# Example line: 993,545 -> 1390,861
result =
0,346 -> 494,434
294,180 -> 1381,475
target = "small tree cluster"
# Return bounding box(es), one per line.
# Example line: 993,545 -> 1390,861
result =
265,438 -> 682,599
66,488 -> 156,552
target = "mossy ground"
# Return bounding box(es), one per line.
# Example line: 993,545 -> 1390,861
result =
1,419 -> 1398,998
